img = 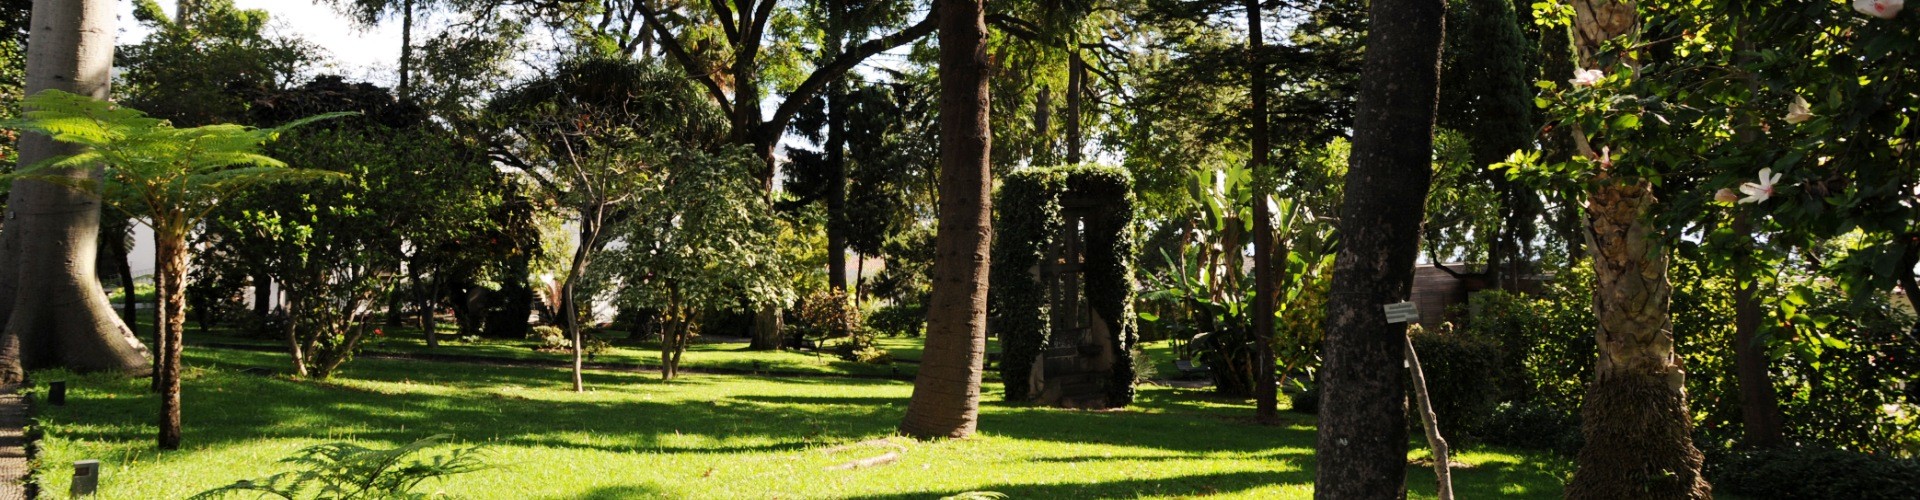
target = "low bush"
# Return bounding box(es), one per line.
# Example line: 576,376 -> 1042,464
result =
1707,446 -> 1920,499
866,302 -> 926,337
1410,324 -> 1501,445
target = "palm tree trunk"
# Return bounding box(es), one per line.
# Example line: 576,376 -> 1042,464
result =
1313,0 -> 1445,497
0,0 -> 151,384
1563,2 -> 1710,497
1569,183 -> 1709,498
899,0 -> 992,440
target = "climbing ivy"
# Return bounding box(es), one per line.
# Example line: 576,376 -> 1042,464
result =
992,165 -> 1138,407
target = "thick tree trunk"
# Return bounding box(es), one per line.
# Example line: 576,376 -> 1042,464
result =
155,232 -> 187,450
1313,0 -> 1444,497
1564,2 -> 1710,497
900,0 -> 991,440
1246,0 -> 1279,424
0,0 -> 151,384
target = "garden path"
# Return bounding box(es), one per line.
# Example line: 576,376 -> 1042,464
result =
0,385 -> 27,499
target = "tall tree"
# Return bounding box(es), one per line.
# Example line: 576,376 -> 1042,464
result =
0,0 -> 151,384
899,0 -> 990,440
1313,0 -> 1444,497
1561,1 -> 1710,496
1244,0 -> 1278,423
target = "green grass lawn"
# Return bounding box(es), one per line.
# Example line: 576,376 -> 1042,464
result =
30,347 -> 1569,499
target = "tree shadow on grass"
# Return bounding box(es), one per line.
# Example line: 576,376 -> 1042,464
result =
859,470 -> 1300,499
547,483 -> 671,500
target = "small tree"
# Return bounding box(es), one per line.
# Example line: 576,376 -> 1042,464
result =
605,147 -> 791,380
2,89 -> 342,450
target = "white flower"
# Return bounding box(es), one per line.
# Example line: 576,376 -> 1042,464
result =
1715,188 -> 1740,203
1855,0 -> 1903,19
1570,68 -> 1605,87
1785,95 -> 1814,124
1737,168 -> 1784,204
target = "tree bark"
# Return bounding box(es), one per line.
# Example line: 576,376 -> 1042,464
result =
899,0 -> 990,440
1246,0 -> 1279,424
0,0 -> 151,384
155,231 -> 187,450
1066,52 -> 1084,165
398,0 -> 413,99
562,212 -> 602,392
827,80 -> 849,293
1569,183 -> 1710,498
1564,2 -> 1710,497
1731,214 -> 1781,448
1313,0 -> 1445,497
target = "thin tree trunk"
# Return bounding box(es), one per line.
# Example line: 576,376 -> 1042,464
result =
1246,0 -> 1279,424
900,0 -> 992,440
1066,51 -> 1084,164
398,0 -> 413,99
827,80 -> 849,293
1564,2 -> 1710,497
1728,29 -> 1784,448
155,231 -> 188,450
1407,333 -> 1454,500
253,273 -> 272,318
563,210 -> 602,392
0,0 -> 151,384
284,289 -> 308,377
119,241 -> 136,324
1731,215 -> 1782,448
1314,0 -> 1445,497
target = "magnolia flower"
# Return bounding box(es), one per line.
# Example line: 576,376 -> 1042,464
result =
1570,68 -> 1605,87
1785,95 -> 1814,124
1855,0 -> 1903,19
1738,168 -> 1784,204
1715,188 -> 1740,203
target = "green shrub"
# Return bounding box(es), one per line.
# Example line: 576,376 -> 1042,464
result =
866,302 -> 926,337
1706,447 -> 1920,499
191,434 -> 485,499
790,289 -> 862,341
1478,401 -> 1582,455
529,325 -> 568,352
1410,324 -> 1501,445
